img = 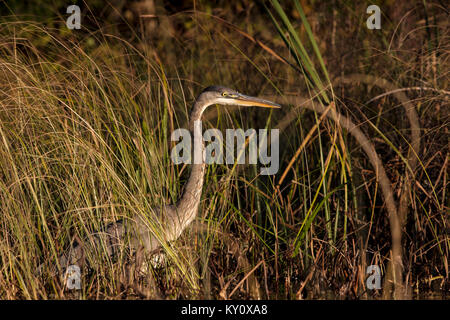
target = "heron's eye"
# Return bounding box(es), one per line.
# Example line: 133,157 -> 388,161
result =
222,92 -> 228,97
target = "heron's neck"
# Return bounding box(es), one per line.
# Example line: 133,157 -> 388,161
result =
176,96 -> 210,226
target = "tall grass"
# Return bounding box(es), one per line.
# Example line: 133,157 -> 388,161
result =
0,22 -> 202,298
0,1 -> 448,299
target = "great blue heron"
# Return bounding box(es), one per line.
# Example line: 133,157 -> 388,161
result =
51,86 -> 280,276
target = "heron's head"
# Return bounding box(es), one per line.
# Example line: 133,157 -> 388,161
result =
199,86 -> 281,109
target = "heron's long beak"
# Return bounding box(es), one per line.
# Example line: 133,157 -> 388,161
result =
234,94 -> 281,109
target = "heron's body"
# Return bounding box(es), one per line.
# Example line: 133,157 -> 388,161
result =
53,86 -> 280,272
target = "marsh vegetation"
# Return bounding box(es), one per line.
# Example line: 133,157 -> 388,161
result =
0,1 -> 448,299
